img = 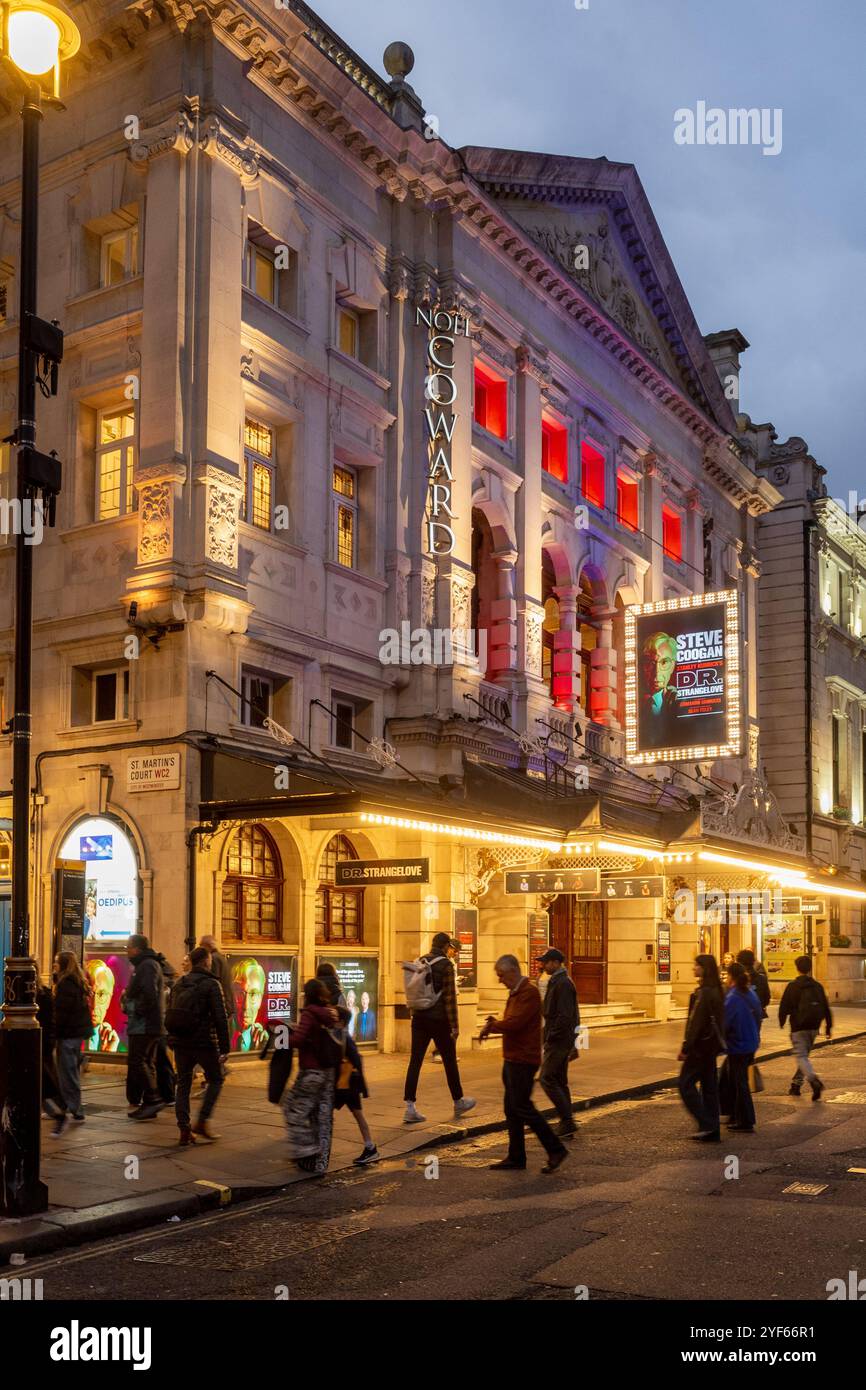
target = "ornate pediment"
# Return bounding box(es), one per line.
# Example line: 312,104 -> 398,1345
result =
511,208 -> 677,378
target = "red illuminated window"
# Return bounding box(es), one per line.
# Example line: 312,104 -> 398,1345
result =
616,472 -> 639,531
541,417 -> 568,483
581,440 -> 606,510
662,504 -> 683,562
474,362 -> 508,440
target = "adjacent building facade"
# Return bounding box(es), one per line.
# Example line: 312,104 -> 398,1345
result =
0,0 -> 861,1058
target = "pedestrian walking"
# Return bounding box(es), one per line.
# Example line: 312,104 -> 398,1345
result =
51,951 -> 93,1136
123,934 -> 170,1120
282,979 -> 342,1175
402,931 -> 475,1125
166,945 -> 231,1145
316,961 -> 379,1163
736,949 -> 770,1011
431,938 -> 461,1065
537,948 -> 580,1138
677,954 -> 725,1142
779,955 -> 833,1101
723,961 -> 763,1132
199,934 -> 235,1030
479,954 -> 568,1175
36,973 -> 64,1118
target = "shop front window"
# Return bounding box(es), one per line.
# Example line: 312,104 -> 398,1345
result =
316,834 -> 364,944
221,824 -> 283,942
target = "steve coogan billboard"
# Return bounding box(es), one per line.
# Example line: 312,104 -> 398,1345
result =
624,590 -> 741,765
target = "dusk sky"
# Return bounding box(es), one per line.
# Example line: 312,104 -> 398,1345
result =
321,0 -> 865,502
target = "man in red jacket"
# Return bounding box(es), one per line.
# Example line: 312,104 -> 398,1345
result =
479,954 -> 568,1174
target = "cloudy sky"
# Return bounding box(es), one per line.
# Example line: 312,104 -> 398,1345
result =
319,0 -> 865,500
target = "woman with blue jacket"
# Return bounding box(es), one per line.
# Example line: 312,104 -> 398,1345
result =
723,961 -> 764,1132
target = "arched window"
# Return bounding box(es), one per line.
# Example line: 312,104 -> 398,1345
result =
316,834 -> 364,944
541,551 -> 559,700
221,824 -> 283,941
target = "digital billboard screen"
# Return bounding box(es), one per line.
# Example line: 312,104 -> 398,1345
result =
625,590 -> 741,765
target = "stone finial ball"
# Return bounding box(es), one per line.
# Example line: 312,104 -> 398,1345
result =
383,42 -> 415,80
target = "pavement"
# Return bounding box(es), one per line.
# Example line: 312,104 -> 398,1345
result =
2,1005 -> 865,1264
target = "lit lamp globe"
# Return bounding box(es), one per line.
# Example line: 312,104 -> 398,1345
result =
3,1 -> 80,93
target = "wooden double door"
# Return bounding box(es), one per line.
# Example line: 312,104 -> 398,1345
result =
548,896 -> 607,1004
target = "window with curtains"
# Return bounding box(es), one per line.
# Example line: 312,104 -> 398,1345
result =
315,834 -> 364,944
220,824 -> 283,942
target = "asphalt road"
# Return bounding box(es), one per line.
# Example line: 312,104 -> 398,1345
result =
22,1040 -> 866,1303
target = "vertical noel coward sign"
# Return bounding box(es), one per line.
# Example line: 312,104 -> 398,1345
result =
418,306 -> 472,555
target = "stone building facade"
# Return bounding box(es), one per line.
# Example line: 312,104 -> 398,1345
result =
1,0 -> 858,1055
755,432 -> 866,1001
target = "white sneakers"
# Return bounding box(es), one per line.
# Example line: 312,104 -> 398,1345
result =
454,1096 -> 476,1118
403,1102 -> 426,1124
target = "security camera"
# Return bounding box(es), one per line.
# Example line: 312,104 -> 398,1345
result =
128,600 -> 138,623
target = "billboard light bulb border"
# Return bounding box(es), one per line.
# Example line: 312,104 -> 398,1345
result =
623,588 -> 742,767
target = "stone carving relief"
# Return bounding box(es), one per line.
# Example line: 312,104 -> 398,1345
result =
700,767 -> 805,855
207,481 -> 240,569
521,215 -> 668,371
450,574 -> 473,634
137,483 -> 172,564
525,604 -> 543,678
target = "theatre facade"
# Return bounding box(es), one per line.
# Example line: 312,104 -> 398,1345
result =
1,0 -> 863,1054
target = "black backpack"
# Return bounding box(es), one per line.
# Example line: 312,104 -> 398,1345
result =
165,977 -> 209,1038
315,1019 -> 345,1070
795,979 -> 826,1031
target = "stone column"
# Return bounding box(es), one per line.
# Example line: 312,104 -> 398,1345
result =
553,584 -> 582,712
488,550 -> 518,677
589,608 -> 617,726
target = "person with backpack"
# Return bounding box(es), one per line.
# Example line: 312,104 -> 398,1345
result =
123,934 -> 170,1121
51,951 -> 94,1136
167,945 -> 231,1145
723,961 -> 764,1132
677,954 -> 725,1142
282,978 -> 342,1175
779,955 -> 833,1101
537,948 -> 580,1137
401,931 -> 475,1125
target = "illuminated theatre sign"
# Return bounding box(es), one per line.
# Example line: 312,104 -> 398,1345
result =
624,589 -> 741,765
417,305 -> 473,556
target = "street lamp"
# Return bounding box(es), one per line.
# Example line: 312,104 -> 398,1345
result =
0,0 -> 79,1217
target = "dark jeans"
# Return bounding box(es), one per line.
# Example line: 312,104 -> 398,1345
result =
42,1045 -> 63,1110
729,1052 -> 756,1129
538,1043 -> 574,1127
126,1035 -> 161,1107
678,1051 -> 720,1133
56,1038 -> 84,1115
156,1039 -> 177,1102
503,1060 -> 566,1163
403,1014 -> 463,1103
174,1045 -> 224,1129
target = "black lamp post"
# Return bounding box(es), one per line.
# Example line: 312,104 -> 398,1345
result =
0,0 -> 79,1217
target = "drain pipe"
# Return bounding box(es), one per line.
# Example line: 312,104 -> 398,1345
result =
186,819 -> 219,952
